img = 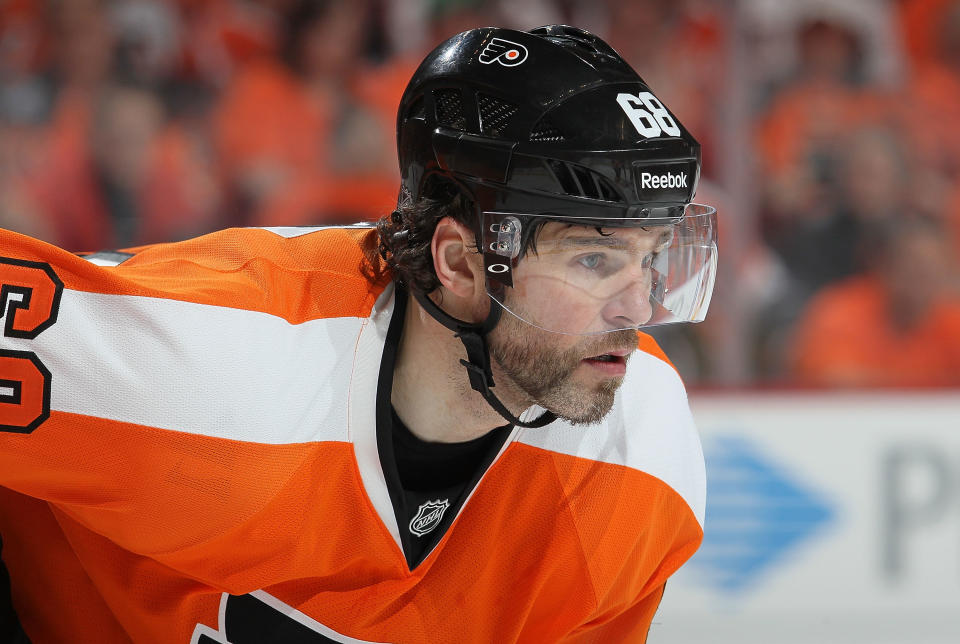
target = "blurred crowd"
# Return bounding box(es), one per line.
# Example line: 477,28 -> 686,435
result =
1,0 -> 959,388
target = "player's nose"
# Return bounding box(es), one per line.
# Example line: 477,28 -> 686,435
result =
601,279 -> 653,329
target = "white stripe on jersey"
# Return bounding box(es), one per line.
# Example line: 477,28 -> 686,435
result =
7,289 -> 361,444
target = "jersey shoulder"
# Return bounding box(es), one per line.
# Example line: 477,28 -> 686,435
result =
1,225 -> 392,323
635,330 -> 676,372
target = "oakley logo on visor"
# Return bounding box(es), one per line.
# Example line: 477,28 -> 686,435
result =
479,38 -> 528,66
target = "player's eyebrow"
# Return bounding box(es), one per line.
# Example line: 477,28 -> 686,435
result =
551,229 -> 673,251
553,237 -> 630,249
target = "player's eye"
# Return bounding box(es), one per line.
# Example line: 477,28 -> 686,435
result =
574,252 -> 626,279
578,253 -> 603,270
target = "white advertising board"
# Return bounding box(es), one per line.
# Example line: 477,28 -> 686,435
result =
652,391 -> 960,644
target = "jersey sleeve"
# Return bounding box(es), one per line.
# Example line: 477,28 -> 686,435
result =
0,227 -> 385,578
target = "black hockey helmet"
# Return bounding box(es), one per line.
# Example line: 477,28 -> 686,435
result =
395,25 -> 716,335
397,24 -> 701,215
401,27 -> 703,217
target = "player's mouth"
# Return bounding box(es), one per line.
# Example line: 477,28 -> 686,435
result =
581,348 -> 632,376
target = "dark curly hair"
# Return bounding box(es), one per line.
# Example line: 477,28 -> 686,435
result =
377,177 -> 477,294
377,175 -> 558,293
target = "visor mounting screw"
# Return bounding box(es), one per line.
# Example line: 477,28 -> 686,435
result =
486,215 -> 523,260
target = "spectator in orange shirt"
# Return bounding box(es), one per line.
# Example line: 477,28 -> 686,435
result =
212,0 -> 397,227
0,0 -> 55,241
788,217 -> 960,388
18,83 -> 220,251
750,123 -> 914,380
898,0 -> 956,69
755,17 -> 890,177
898,1 -> 960,177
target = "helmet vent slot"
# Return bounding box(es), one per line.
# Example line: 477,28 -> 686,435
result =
530,117 -> 565,142
529,26 -> 627,69
545,160 -> 624,202
570,165 -> 600,199
434,88 -> 466,130
596,175 -> 622,202
478,93 -> 518,136
546,160 -> 581,197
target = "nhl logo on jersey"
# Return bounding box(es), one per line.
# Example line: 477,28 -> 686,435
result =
409,499 -> 450,537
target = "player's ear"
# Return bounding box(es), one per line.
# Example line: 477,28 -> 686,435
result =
432,216 -> 483,298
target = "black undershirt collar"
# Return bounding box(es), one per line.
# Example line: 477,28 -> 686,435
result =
376,285 -> 513,570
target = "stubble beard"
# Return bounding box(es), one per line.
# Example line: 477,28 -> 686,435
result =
488,313 -> 637,426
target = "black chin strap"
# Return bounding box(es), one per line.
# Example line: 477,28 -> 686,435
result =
408,287 -> 557,429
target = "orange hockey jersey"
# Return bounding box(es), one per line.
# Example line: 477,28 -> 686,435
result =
0,225 -> 705,643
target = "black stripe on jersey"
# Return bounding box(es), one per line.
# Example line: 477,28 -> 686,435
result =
220,594 -> 342,644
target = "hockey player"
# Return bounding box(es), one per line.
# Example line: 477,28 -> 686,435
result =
0,25 -> 717,643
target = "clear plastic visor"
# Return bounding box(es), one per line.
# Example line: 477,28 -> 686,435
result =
485,203 -> 717,336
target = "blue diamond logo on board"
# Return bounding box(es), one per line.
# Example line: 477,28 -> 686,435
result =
690,435 -> 836,593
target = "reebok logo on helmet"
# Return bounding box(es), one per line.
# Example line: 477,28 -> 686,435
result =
640,171 -> 688,189
634,161 -> 697,203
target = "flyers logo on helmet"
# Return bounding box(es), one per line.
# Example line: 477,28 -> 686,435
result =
479,38 -> 528,67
